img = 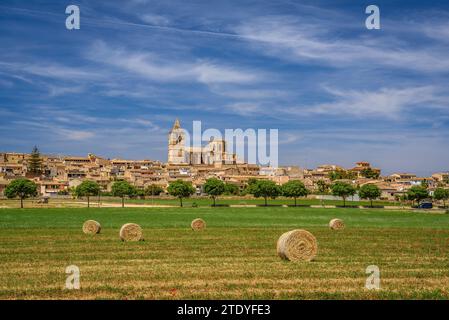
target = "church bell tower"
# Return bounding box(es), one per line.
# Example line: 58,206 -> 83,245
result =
168,119 -> 186,164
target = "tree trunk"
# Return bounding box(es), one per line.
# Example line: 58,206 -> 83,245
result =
122,197 -> 125,208
264,197 -> 268,206
20,197 -> 24,209
294,197 -> 297,207
180,197 -> 183,207
343,196 -> 346,207
371,199 -> 373,208
87,196 -> 90,208
212,196 -> 216,207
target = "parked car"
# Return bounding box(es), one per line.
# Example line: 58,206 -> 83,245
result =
418,202 -> 433,209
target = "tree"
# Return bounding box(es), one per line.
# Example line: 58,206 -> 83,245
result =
360,168 -> 380,179
406,185 -> 429,206
249,180 -> 281,206
131,188 -> 145,199
111,180 -> 135,208
204,178 -> 225,206
316,180 -> 329,194
167,180 -> 195,207
421,180 -> 429,189
243,178 -> 259,195
144,184 -> 164,197
224,183 -> 239,195
282,180 -> 309,206
75,180 -> 100,208
331,181 -> 356,207
28,146 -> 43,175
359,184 -> 381,207
4,178 -> 38,208
329,169 -> 356,181
434,188 -> 449,208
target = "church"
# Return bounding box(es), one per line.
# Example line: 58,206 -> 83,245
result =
168,119 -> 237,166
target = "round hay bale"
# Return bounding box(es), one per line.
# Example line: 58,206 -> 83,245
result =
119,223 -> 143,241
82,220 -> 101,235
329,218 -> 345,230
276,229 -> 317,262
191,218 -> 206,231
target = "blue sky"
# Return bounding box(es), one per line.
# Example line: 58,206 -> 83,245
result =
1,0 -> 449,176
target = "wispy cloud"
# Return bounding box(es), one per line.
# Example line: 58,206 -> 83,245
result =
234,15 -> 449,73
289,86 -> 449,118
139,13 -> 170,26
47,85 -> 85,97
0,62 -> 99,81
87,41 -> 259,85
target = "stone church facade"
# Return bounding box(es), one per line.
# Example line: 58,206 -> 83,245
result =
167,119 -> 237,165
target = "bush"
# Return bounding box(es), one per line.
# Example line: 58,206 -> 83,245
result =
224,183 -> 240,195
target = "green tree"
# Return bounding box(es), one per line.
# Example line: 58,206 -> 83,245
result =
249,180 -> 281,206
224,183 -> 239,195
282,180 -> 309,206
28,146 -> 43,175
434,188 -> 449,208
167,180 -> 195,207
360,168 -> 380,179
111,180 -> 135,208
243,178 -> 258,195
406,185 -> 429,206
329,169 -> 356,181
131,188 -> 145,199
316,180 -> 329,194
359,184 -> 381,207
144,184 -> 164,196
331,181 -> 356,207
203,178 -> 225,206
75,180 -> 100,208
4,178 -> 38,208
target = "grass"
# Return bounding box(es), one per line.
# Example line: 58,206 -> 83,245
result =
0,196 -> 402,209
0,207 -> 448,299
99,196 -> 400,207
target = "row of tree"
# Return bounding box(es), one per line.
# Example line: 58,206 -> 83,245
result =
4,177 -> 449,209
74,180 -> 165,208
154,180 -> 449,208
170,179 -> 378,207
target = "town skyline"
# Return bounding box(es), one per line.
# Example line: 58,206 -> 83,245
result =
1,119 -> 447,178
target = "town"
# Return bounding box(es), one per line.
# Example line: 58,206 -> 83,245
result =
1,119 -> 448,205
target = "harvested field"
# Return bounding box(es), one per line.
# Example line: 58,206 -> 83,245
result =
0,207 -> 448,299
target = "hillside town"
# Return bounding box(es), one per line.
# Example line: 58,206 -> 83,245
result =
1,120 -> 448,200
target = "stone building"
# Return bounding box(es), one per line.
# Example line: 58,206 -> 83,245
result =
167,119 -> 237,166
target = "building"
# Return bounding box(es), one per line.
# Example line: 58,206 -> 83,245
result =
167,119 -> 237,166
432,172 -> 449,184
350,161 -> 381,177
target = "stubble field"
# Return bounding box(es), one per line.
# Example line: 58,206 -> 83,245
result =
0,207 -> 448,299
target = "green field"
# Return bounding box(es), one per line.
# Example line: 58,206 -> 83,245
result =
0,196 -> 403,209
1,207 -> 448,299
102,196 -> 400,207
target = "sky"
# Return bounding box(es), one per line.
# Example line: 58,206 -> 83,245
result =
0,0 -> 449,176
